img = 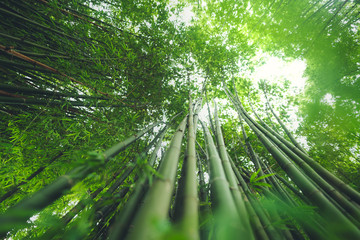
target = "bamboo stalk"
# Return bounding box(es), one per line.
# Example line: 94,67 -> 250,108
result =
38,164 -> 127,240
0,45 -> 126,103
227,86 -> 360,211
176,98 -> 199,239
108,124 -> 169,239
229,157 -> 270,240
200,120 -> 253,239
213,101 -> 255,239
125,117 -> 187,240
235,106 -> 360,238
37,0 -> 109,31
0,96 -> 123,108
262,83 -> 307,154
243,108 -> 360,223
0,7 -> 81,42
0,84 -> 107,99
0,151 -> 63,204
0,122 -> 160,237
0,33 -> 66,55
246,98 -> 360,205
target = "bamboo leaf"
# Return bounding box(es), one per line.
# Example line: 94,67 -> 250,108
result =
253,173 -> 276,182
249,168 -> 261,183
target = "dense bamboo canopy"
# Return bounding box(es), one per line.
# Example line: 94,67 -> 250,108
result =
1,0 -> 359,239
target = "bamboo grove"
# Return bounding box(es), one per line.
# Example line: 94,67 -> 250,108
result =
1,0 -> 360,239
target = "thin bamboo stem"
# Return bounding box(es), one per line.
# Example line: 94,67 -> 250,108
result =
0,122 -> 160,237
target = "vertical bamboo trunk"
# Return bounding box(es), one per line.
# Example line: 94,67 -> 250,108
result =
229,157 -> 270,240
225,86 -> 360,238
245,94 -> 360,205
109,125 -> 169,239
239,116 -> 265,178
200,120 -> 253,239
178,98 -> 200,239
213,101 -> 255,240
125,117 -> 187,240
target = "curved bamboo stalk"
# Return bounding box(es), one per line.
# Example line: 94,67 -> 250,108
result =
0,33 -> 66,55
243,109 -> 360,223
247,101 -> 360,204
0,96 -> 123,108
0,7 -> 81,42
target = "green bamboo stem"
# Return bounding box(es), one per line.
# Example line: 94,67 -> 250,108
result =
0,7 -> 81,42
205,87 -> 216,135
176,98 -> 199,239
225,86 -> 360,238
91,187 -> 131,235
229,154 -> 291,240
196,152 -> 212,240
67,2 -> 142,38
45,137 -> 161,239
0,33 -> 66,55
239,115 -> 265,178
213,101 -> 255,239
228,86 -> 360,214
262,84 -> 307,154
243,109 -> 360,223
237,107 -> 360,238
37,0 -> 108,31
259,161 -> 299,206
125,117 -> 187,240
197,152 -> 209,205
234,163 -> 284,240
38,164 -> 127,240
226,83 -> 264,178
229,157 -> 270,240
0,96 -> 124,108
274,174 -> 310,203
108,125 -> 169,240
261,189 -> 295,240
245,99 -> 360,205
264,189 -> 323,240
200,120 -> 253,239
0,122 -> 160,237
0,84 -> 107,100
0,151 -> 63,204
0,59 -> 54,73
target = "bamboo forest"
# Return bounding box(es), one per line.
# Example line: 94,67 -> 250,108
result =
1,0 -> 360,239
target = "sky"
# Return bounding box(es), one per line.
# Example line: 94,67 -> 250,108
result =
169,1 -> 308,90
250,55 -> 307,90
168,0 -> 309,147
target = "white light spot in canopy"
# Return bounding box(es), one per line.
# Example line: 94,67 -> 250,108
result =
250,54 -> 307,90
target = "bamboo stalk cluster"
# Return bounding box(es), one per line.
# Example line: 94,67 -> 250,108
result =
1,89 -> 360,239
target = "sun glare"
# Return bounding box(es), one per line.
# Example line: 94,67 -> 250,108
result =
250,54 -> 307,90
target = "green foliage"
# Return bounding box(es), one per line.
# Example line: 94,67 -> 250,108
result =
249,168 -> 275,192
1,0 -> 360,239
